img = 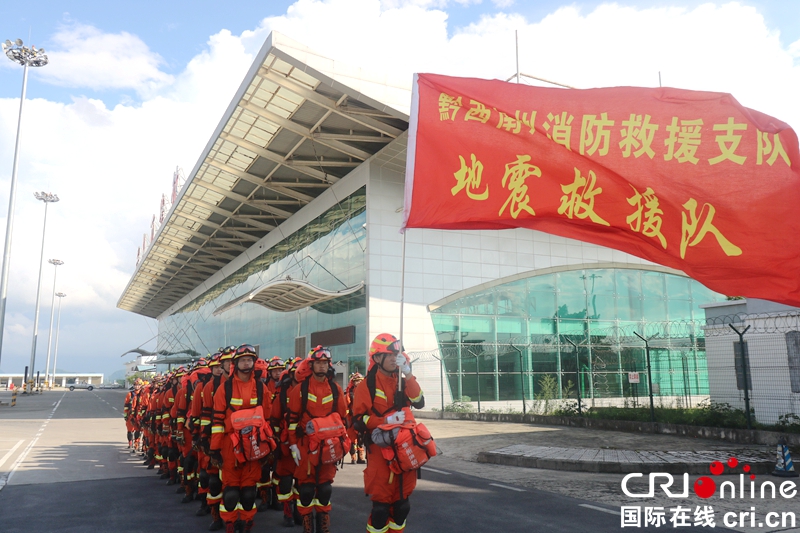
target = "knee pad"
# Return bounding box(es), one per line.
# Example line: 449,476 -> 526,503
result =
126,431 -> 133,441
298,484 -> 315,507
134,430 -> 141,440
278,476 -> 294,495
393,498 -> 411,525
240,486 -> 257,510
208,474 -> 222,496
222,487 -> 241,512
316,482 -> 332,506
159,446 -> 168,459
184,454 -> 197,472
370,502 -> 392,529
198,469 -> 210,489
168,448 -> 179,462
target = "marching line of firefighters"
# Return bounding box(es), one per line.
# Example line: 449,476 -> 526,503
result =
123,333 -> 436,533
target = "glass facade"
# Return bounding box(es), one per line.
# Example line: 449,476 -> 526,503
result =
158,188 -> 367,369
431,268 -> 727,404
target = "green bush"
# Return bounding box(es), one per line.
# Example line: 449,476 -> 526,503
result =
443,398 -> 476,413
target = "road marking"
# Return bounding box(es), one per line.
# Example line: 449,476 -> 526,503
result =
579,504 -> 620,516
0,440 -> 24,469
489,483 -> 525,492
0,392 -> 65,491
421,467 -> 451,475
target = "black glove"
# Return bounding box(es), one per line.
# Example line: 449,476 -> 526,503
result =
209,450 -> 223,465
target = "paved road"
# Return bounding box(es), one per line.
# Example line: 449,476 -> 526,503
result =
0,391 -> 769,532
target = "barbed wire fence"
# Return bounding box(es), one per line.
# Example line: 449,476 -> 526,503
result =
407,312 -> 800,428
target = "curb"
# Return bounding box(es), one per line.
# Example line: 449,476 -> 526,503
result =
476,450 -> 776,475
415,410 -> 800,446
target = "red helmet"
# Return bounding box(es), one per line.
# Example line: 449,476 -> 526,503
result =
174,366 -> 188,377
267,356 -> 284,371
308,345 -> 331,362
208,354 -> 222,367
369,333 -> 401,357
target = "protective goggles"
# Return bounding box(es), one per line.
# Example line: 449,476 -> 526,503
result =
234,344 -> 258,358
309,345 -> 332,360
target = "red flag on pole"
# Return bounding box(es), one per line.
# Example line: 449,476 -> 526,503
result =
402,73 -> 800,306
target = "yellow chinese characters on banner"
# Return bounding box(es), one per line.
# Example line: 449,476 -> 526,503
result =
435,93 -> 793,168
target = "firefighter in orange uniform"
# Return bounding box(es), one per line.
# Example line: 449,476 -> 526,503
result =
271,356 -> 302,527
345,372 -> 366,464
353,334 -> 425,533
202,347 -> 235,531
210,344 -> 272,533
287,347 -> 347,533
257,356 -> 284,512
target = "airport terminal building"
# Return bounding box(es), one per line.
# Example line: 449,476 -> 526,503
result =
118,32 -> 730,410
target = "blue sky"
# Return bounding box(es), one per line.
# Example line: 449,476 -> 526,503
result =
2,1 -> 798,107
0,0 -> 798,379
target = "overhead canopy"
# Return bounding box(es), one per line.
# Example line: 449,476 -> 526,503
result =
213,278 -> 365,316
118,32 -> 408,318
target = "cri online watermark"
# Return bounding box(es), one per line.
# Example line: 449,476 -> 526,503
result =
619,457 -> 797,528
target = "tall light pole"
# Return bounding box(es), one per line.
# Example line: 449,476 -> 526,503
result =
43,259 -> 63,389
0,39 -> 48,370
28,192 -> 59,386
51,292 -> 65,388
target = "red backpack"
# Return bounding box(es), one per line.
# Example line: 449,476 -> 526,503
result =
225,379 -> 276,462
299,376 -> 350,465
378,410 -> 437,474
307,412 -> 350,465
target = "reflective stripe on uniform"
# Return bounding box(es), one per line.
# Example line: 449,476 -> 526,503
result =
367,523 -> 390,533
288,423 -> 298,431
211,426 -> 224,434
363,415 -> 370,425
375,389 -> 387,401
408,391 -> 423,403
388,521 -> 406,531
249,397 -> 258,405
200,420 -> 211,426
321,394 -> 333,405
306,393 -> 318,403
230,398 -> 243,406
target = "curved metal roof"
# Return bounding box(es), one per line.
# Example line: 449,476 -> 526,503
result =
213,277 -> 365,315
118,32 -> 408,318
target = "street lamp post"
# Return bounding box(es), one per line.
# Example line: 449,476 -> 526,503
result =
28,192 -> 59,389
43,259 -> 63,388
0,40 -> 48,371
51,293 -> 65,388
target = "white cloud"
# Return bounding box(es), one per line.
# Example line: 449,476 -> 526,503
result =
40,23 -> 174,94
0,0 -> 798,378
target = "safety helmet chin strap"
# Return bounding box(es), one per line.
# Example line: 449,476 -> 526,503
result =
376,352 -> 398,375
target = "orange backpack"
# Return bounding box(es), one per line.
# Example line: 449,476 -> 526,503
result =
225,379 -> 276,462
307,412 -> 350,465
378,413 -> 437,474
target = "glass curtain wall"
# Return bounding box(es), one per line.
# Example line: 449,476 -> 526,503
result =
431,268 -> 727,404
158,188 -> 367,365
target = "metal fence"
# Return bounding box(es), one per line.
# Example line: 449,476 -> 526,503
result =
407,312 -> 800,429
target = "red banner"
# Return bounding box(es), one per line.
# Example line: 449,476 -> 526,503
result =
403,73 -> 800,306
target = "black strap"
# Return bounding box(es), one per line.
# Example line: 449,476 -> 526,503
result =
300,375 -> 339,415
225,377 -> 264,409
366,366 -> 403,417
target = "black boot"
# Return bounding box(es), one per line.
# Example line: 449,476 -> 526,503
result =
257,488 -> 269,512
196,495 -> 209,516
317,511 -> 331,533
208,505 -> 224,531
282,502 -> 294,527
293,501 -> 302,525
301,514 -> 313,533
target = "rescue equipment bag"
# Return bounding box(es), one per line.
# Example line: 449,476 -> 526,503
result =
377,416 -> 437,474
225,379 -> 276,462
306,412 -> 350,465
